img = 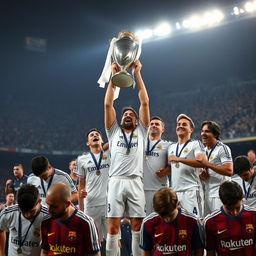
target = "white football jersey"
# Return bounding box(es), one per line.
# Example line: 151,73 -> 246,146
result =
168,140 -> 205,192
106,120 -> 148,177
204,141 -> 232,197
0,204 -> 49,256
27,169 -> 77,204
143,139 -> 171,190
232,172 -> 256,208
76,150 -> 110,207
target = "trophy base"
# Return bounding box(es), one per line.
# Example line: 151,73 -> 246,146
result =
112,71 -> 134,88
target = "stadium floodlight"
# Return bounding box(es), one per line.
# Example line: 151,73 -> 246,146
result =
233,6 -> 240,15
240,8 -> 245,13
190,15 -> 204,28
182,19 -> 191,29
135,29 -> 153,41
244,1 -> 255,12
176,22 -> 181,30
153,22 -> 171,37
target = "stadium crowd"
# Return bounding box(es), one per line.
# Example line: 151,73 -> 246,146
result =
0,79 -> 255,151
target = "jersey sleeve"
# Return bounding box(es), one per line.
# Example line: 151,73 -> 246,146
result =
219,144 -> 233,164
0,209 -> 9,231
203,217 -> 216,251
76,157 -> 86,178
193,140 -> 206,156
105,119 -> 119,141
81,215 -> 100,254
139,219 -> 153,251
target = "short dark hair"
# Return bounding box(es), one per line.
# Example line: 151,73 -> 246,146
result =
121,106 -> 138,120
13,163 -> 24,169
234,155 -> 252,175
153,188 -> 178,217
86,128 -> 102,141
17,184 -> 39,211
219,181 -> 243,206
31,156 -> 49,176
201,121 -> 221,140
150,116 -> 165,128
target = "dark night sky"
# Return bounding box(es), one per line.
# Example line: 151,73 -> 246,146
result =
1,0 -> 256,106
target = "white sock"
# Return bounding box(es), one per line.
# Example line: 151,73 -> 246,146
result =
132,230 -> 141,256
106,233 -> 119,256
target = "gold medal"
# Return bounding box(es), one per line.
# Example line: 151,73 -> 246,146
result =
17,248 -> 22,254
96,170 -> 101,176
175,162 -> 180,168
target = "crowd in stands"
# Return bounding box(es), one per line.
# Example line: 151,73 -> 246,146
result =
0,79 -> 255,151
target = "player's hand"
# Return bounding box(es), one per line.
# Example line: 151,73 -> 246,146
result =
168,155 -> 179,162
6,179 -> 13,186
0,204 -> 5,210
79,189 -> 87,198
199,169 -> 209,180
111,62 -> 120,75
156,168 -> 167,178
133,60 -> 142,73
196,154 -> 208,167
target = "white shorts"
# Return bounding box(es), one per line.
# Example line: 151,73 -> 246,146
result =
85,204 -> 107,242
107,176 -> 146,218
204,196 -> 222,217
176,190 -> 204,218
144,190 -> 155,216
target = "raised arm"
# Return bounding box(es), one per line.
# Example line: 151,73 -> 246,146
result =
104,63 -> 119,129
133,60 -> 150,127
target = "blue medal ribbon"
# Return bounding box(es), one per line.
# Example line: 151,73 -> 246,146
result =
146,138 -> 161,156
89,151 -> 103,171
121,129 -> 134,154
175,139 -> 191,157
41,169 -> 55,197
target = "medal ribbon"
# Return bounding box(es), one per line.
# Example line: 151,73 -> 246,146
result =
90,151 -> 103,171
18,205 -> 41,249
41,169 -> 55,197
175,139 -> 191,157
146,138 -> 161,155
121,129 -> 134,152
243,172 -> 256,200
205,142 -> 218,170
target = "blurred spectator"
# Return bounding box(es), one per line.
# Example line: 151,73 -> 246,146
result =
247,149 -> 256,166
0,193 -> 15,211
5,164 -> 28,195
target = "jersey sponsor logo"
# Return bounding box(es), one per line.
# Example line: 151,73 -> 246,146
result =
68,231 -> 77,241
154,233 -> 163,238
156,244 -> 186,253
11,237 -> 39,247
87,163 -> 110,172
48,232 -> 55,237
217,229 -> 227,234
246,224 -> 254,233
248,191 -> 256,198
49,244 -> 76,254
145,151 -> 159,157
179,230 -> 187,239
220,239 -> 253,249
117,141 -> 138,148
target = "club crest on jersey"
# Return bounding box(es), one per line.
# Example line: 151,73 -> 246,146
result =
102,154 -> 108,160
34,228 -> 41,237
210,155 -> 214,160
157,144 -> 162,149
68,231 -> 77,241
246,224 -> 254,233
184,148 -> 189,153
178,230 -> 187,239
133,134 -> 137,137
253,185 -> 256,191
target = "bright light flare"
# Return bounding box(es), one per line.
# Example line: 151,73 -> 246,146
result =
135,29 -> 153,41
153,22 -> 171,37
244,1 -> 256,12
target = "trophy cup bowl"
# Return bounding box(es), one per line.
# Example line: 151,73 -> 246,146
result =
112,31 -> 139,88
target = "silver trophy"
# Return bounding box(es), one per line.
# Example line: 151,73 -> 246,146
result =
112,30 -> 140,88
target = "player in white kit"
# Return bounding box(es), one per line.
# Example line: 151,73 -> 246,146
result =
143,116 -> 171,215
233,155 -> 256,207
104,60 -> 150,256
27,156 -> 78,204
76,128 -> 109,245
168,114 -> 206,218
0,184 -> 49,256
198,121 -> 233,216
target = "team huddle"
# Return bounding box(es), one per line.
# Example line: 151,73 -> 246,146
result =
0,60 -> 256,256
